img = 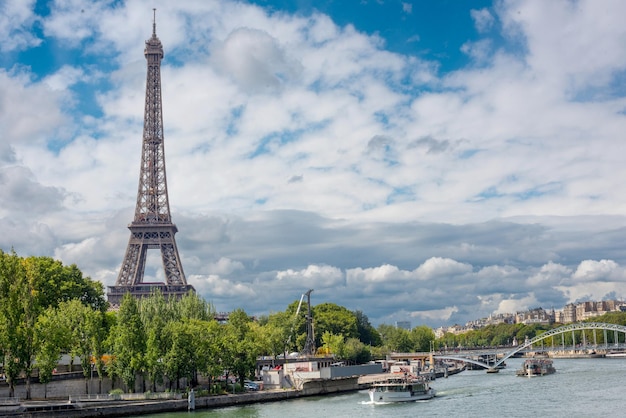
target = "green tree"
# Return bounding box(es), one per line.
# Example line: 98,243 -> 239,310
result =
265,310 -> 294,356
377,324 -> 413,352
162,320 -> 196,390
282,300 -> 308,353
343,338 -> 371,364
321,331 -> 345,358
11,255 -> 40,399
258,321 -> 287,359
174,291 -> 214,321
108,293 -> 146,392
410,325 -> 435,352
354,310 -> 382,346
190,319 -> 224,390
313,303 -> 358,347
0,250 -> 25,398
34,305 -> 71,398
90,310 -> 112,394
59,299 -> 101,393
223,309 -> 260,385
139,291 -> 171,391
23,256 -> 107,312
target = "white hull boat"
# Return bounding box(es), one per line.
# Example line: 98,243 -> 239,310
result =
368,374 -> 435,403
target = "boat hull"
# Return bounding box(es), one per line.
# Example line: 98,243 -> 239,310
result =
368,387 -> 435,403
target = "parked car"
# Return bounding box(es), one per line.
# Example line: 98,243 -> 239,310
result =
244,381 -> 259,391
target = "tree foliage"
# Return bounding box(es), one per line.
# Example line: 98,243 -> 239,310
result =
313,303 -> 358,347
108,293 -> 145,392
18,249 -> 626,398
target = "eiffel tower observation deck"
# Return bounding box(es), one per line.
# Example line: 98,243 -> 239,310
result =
107,12 -> 194,307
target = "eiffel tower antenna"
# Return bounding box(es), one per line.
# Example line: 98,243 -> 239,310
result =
108,13 -> 194,306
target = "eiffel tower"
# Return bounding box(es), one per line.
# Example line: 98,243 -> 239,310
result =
107,12 -> 194,306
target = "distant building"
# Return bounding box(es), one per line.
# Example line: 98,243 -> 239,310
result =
515,307 -> 554,325
396,321 -> 411,330
562,303 -> 576,323
432,299 -> 626,339
466,313 -> 515,328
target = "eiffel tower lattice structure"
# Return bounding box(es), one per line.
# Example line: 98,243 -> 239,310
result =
107,13 -> 194,307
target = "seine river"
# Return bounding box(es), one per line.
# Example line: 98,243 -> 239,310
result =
144,358 -> 626,417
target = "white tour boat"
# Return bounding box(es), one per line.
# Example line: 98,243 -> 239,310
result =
368,374 -> 436,403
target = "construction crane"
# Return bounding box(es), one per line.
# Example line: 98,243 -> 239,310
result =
284,289 -> 316,358
302,289 -> 316,356
285,292 -> 306,352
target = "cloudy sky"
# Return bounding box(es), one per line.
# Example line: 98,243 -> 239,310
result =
1,0 -> 626,328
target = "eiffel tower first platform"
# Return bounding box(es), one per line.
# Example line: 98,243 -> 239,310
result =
107,13 -> 194,307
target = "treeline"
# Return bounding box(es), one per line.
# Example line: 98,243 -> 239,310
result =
0,250 -> 436,399
436,312 -> 626,350
5,250 -> 625,399
0,250 -> 107,398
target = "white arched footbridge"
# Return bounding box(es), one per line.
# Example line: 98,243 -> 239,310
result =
434,322 -> 626,371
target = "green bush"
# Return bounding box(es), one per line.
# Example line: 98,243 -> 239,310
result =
109,388 -> 124,400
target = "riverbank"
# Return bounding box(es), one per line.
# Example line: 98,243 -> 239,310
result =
0,389 -> 302,418
0,368 -> 465,417
0,376 -> 362,418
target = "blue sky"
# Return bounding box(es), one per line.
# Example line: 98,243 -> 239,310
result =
247,0 -> 496,69
1,0 -> 626,327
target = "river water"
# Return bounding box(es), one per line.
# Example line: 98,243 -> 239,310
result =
143,358 -> 626,417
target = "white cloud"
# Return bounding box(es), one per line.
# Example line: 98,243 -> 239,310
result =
0,69 -> 67,147
1,0 -> 626,326
572,259 -> 622,282
276,264 -> 344,288
471,8 -> 494,33
210,27 -> 303,94
495,293 -> 539,314
415,257 -> 473,280
347,264 -> 410,284
409,306 -> 458,322
206,257 -> 245,276
499,0 -> 626,94
461,39 -> 493,63
190,274 -> 256,299
526,261 -> 572,286
43,65 -> 86,91
0,0 -> 40,52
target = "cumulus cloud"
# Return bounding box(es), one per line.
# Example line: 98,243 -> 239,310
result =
210,27 -> 303,94
0,69 -> 67,146
348,264 -> 410,284
471,8 -> 494,33
0,166 -> 66,215
415,257 -> 473,280
43,65 -> 86,91
276,264 -> 344,288
206,257 -> 245,276
495,293 -> 540,314
572,259 -> 622,283
409,306 -> 459,322
0,0 -> 41,52
1,0 -> 626,327
190,274 -> 256,300
526,261 -> 572,286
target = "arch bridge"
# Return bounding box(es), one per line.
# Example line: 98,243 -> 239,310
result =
434,322 -> 626,371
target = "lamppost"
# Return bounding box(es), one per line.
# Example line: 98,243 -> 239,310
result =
90,363 -> 94,396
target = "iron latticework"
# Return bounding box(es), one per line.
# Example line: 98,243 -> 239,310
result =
108,13 -> 194,306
